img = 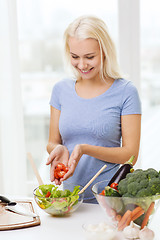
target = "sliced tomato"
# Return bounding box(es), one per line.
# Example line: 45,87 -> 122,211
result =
54,163 -> 68,180
57,170 -> 66,179
54,169 -> 61,179
65,167 -> 69,173
100,189 -> 105,196
110,182 -> 118,190
56,163 -> 66,171
45,191 -> 51,198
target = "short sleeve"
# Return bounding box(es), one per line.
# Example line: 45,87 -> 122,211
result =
121,82 -> 142,115
49,82 -> 61,110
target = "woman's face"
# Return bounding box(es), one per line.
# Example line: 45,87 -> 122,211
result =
68,37 -> 102,81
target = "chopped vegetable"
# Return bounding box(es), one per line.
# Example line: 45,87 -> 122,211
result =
35,184 -> 80,215
105,186 -> 121,197
54,163 -> 68,180
110,182 -> 118,191
45,191 -> 51,198
100,190 -> 105,196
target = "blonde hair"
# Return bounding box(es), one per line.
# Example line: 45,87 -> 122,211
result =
64,15 -> 122,81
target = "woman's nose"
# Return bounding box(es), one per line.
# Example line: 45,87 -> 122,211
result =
78,59 -> 87,69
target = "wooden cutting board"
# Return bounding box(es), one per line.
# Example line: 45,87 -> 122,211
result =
0,200 -> 40,230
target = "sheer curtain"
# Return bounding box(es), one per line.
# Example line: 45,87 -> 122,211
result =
0,0 -> 27,195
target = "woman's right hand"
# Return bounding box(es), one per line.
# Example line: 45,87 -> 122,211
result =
46,145 -> 69,184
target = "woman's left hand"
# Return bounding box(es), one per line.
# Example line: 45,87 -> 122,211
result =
61,144 -> 83,181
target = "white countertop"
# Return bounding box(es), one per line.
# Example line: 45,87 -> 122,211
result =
0,200 -> 159,240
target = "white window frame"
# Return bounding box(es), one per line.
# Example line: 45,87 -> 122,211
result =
118,0 -> 141,169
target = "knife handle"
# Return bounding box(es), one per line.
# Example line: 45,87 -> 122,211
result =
0,195 -> 16,205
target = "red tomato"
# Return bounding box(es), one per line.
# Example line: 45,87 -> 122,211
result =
54,163 -> 68,180
100,190 -> 105,196
110,182 -> 118,190
54,169 -> 61,179
56,163 -> 66,171
65,167 -> 69,173
57,170 -> 66,179
45,191 -> 51,198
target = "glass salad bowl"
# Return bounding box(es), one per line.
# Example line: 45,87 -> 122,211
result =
92,180 -> 160,230
33,183 -> 84,216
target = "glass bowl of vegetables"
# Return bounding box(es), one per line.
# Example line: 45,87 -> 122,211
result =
92,169 -> 160,232
33,183 -> 84,216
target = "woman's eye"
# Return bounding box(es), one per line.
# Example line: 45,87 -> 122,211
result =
71,55 -> 79,59
86,56 -> 94,59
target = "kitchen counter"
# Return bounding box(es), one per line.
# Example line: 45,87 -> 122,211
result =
0,200 -> 159,240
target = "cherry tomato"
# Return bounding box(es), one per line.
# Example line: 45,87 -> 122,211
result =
57,170 -> 66,179
110,182 -> 118,190
100,190 -> 105,196
45,191 -> 51,198
54,169 -> 61,179
57,163 -> 66,171
54,163 -> 69,180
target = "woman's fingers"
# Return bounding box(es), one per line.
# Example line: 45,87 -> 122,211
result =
61,160 -> 76,181
46,150 -> 56,165
50,162 -> 56,182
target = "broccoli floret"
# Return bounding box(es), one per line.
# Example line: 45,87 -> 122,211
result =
118,167 -> 160,198
139,179 -> 149,188
133,169 -> 144,174
118,178 -> 128,195
148,178 -> 160,195
122,193 -> 133,198
136,188 -> 152,197
127,182 -> 141,196
144,168 -> 159,179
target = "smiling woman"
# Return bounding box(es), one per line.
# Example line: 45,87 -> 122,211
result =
46,15 -> 142,203
15,0 -> 118,192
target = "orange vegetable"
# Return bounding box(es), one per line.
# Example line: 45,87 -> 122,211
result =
131,206 -> 144,221
141,202 -> 155,229
100,190 -> 105,195
115,214 -> 122,222
118,210 -> 132,231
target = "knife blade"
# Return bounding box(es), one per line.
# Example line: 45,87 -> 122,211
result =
5,204 -> 38,217
0,195 -> 38,217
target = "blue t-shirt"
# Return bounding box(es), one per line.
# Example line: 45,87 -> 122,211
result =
49,78 -> 142,203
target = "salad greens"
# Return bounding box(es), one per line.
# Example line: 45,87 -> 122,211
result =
35,184 -> 81,215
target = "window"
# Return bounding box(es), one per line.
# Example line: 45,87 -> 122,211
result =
140,0 -> 160,169
15,0 -> 160,195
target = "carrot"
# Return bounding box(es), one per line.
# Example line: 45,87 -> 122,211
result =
141,202 -> 155,229
118,210 -> 132,231
115,214 -> 122,222
131,206 -> 145,221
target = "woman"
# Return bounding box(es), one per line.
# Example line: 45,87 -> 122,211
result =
46,15 -> 141,203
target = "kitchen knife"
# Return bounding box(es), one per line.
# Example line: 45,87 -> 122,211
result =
0,195 -> 38,218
